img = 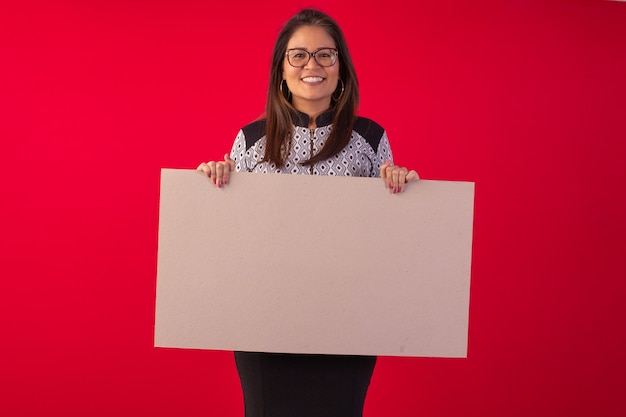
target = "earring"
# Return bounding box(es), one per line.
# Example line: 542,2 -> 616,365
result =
332,79 -> 345,102
280,80 -> 291,100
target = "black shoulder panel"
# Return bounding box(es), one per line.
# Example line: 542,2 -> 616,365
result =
353,117 -> 385,150
241,119 -> 267,150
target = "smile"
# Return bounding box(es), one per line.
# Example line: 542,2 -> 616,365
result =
301,76 -> 325,83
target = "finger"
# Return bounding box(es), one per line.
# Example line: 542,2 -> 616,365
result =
207,161 -> 218,184
222,155 -> 234,185
398,168 -> 408,193
384,166 -> 394,191
384,165 -> 396,190
380,160 -> 391,184
397,169 -> 419,193
391,168 -> 400,194
224,154 -> 236,171
215,162 -> 225,188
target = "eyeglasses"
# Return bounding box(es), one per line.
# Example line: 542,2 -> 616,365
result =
285,48 -> 339,68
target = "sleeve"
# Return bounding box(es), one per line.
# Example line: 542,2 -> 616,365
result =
370,130 -> 394,177
229,129 -> 248,173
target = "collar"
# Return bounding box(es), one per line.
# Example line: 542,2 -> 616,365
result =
293,108 -> 335,128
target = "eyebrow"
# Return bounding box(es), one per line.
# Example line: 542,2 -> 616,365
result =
286,46 -> 337,51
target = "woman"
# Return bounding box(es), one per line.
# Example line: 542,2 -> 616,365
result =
198,8 -> 418,417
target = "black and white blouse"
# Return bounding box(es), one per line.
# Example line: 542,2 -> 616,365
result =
230,110 -> 394,177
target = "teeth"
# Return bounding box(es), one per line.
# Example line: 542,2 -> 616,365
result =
302,77 -> 324,82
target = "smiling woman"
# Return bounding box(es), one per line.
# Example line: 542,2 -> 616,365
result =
198,8 -> 418,191
196,8 -> 418,417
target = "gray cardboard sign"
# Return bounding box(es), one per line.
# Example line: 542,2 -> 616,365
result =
155,169 -> 474,358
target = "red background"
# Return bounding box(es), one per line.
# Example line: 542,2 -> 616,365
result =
1,0 -> 625,416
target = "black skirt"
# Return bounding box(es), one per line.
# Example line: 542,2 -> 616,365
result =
234,352 -> 377,417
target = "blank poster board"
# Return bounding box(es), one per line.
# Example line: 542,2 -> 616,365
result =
154,169 -> 475,358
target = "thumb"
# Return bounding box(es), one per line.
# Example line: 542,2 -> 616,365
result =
380,159 -> 391,179
405,170 -> 420,182
224,153 -> 235,170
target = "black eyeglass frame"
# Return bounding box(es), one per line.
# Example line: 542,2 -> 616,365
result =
284,47 -> 339,68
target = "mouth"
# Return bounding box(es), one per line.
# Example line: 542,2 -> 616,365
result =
301,76 -> 325,83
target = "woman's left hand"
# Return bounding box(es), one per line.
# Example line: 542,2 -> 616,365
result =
380,160 -> 419,194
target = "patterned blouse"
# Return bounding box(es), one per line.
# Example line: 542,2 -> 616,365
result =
230,110 -> 394,177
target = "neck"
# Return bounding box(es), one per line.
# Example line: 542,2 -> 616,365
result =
293,100 -> 331,129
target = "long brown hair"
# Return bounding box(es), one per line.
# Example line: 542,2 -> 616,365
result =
264,8 -> 359,167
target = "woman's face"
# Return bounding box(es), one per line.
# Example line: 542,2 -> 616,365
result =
282,25 -> 340,115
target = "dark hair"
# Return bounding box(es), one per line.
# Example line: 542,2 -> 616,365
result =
264,8 -> 359,167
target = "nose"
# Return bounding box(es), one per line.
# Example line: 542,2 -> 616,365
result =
304,53 -> 322,69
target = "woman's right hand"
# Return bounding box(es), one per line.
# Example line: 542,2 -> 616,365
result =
197,154 -> 235,188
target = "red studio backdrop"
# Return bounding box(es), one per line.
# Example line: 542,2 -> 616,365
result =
1,0 -> 625,416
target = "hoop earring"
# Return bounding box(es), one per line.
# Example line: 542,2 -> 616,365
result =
332,79 -> 345,102
280,80 -> 291,101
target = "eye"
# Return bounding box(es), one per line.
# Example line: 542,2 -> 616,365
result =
289,50 -> 307,59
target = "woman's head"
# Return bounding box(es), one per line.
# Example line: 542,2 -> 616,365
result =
268,8 -> 359,116
264,8 -> 360,167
